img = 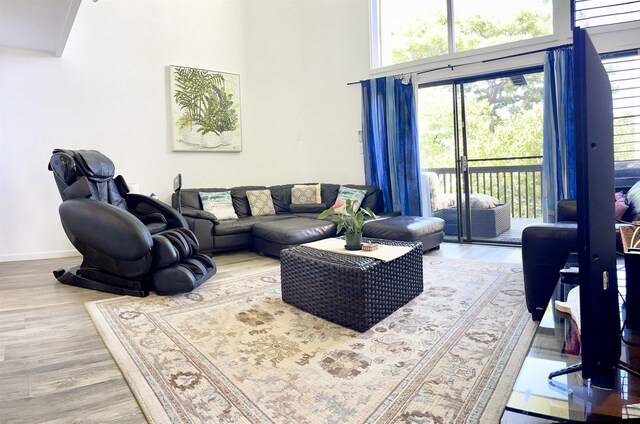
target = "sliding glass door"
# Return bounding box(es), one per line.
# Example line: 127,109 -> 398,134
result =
419,69 -> 544,243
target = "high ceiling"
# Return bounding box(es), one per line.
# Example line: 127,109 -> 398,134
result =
0,0 -> 81,56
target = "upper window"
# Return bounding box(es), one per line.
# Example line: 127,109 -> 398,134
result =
574,0 -> 640,28
372,0 -> 553,68
602,52 -> 640,168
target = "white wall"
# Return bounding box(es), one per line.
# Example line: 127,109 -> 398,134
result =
242,0 -> 369,183
0,0 -> 370,261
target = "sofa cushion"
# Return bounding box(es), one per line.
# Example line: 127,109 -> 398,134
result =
289,203 -> 327,214
253,217 -> 335,245
363,216 -> 445,241
268,184 -> 294,213
345,184 -> 384,212
468,193 -> 500,209
247,189 -> 276,216
177,188 -> 227,210
335,186 -> 367,212
320,184 -> 340,206
291,184 -> 321,204
616,191 -> 629,220
199,191 -> 238,220
214,215 -> 289,236
231,186 -> 267,217
624,181 -> 640,222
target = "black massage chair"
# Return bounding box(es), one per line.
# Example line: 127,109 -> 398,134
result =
48,149 -> 216,296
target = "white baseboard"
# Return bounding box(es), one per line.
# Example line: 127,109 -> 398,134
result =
0,249 -> 79,263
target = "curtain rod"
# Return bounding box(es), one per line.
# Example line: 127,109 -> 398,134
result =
346,43 -> 573,86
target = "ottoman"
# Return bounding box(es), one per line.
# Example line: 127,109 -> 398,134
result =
253,217 -> 336,257
363,216 -> 444,252
280,238 -> 423,332
433,203 -> 511,238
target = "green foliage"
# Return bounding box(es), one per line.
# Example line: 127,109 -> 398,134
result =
455,11 -> 550,52
392,9 -> 551,63
318,199 -> 377,234
173,67 -> 239,136
402,10 -> 548,169
420,78 -> 544,170
392,14 -> 448,64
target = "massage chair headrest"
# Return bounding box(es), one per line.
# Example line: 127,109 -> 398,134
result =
49,149 -> 128,204
61,149 -> 116,182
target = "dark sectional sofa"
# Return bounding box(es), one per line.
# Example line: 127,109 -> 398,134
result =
172,183 -> 384,257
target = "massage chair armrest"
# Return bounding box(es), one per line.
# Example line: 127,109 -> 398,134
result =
59,198 -> 153,261
139,212 -> 167,226
181,207 -> 220,225
125,193 -> 188,229
557,199 -> 577,222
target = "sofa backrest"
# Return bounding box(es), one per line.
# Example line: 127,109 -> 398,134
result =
230,186 -> 268,217
173,187 -> 227,211
174,183 -> 385,216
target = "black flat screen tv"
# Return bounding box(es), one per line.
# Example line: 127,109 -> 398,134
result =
573,27 -> 621,386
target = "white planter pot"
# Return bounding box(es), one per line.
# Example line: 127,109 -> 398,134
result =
220,131 -> 234,145
201,132 -> 220,148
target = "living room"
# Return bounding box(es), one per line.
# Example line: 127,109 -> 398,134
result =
2,0 -> 640,423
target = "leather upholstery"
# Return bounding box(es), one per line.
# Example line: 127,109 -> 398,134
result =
363,216 -> 445,251
521,200 -> 578,320
172,183 -> 386,255
49,149 -> 216,296
253,217 -> 336,245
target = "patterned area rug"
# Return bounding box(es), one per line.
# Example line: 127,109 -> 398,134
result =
86,257 -> 536,424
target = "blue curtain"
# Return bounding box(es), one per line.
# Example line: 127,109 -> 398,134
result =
542,46 -> 575,222
361,76 -> 423,216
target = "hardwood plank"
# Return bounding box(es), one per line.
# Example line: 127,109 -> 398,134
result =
29,359 -> 125,397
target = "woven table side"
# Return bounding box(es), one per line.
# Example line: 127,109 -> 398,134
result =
360,243 -> 423,329
280,239 -> 423,332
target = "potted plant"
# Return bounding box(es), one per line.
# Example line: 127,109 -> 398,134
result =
318,199 -> 377,250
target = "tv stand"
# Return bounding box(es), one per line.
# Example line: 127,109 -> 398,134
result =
505,265 -> 640,421
549,360 -> 640,391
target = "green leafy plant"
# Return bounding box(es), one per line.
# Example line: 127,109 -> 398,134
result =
318,199 -> 377,234
173,67 -> 238,136
215,90 -> 239,133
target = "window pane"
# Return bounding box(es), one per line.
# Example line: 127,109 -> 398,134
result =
454,0 -> 552,53
603,54 -> 640,181
575,0 -> 640,28
419,85 -> 456,170
376,0 -> 553,68
379,0 -> 448,67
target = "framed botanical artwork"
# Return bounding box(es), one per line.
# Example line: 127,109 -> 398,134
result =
170,65 -> 242,152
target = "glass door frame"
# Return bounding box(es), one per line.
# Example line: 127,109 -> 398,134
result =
420,65 -> 544,244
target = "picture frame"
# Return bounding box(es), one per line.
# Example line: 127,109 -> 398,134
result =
170,65 -> 242,152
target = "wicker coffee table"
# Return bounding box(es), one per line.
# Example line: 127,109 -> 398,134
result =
280,238 -> 423,332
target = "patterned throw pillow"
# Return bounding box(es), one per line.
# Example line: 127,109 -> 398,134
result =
468,193 -> 501,209
246,189 -> 276,216
615,191 -> 629,220
335,186 -> 367,213
291,184 -> 321,204
199,191 -> 238,220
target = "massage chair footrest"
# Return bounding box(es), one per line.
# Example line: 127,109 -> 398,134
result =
54,266 -> 149,297
152,254 -> 216,295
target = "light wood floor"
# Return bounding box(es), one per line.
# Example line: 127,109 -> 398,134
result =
0,243 -> 540,423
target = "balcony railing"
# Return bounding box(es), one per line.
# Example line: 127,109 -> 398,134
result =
427,164 -> 544,219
